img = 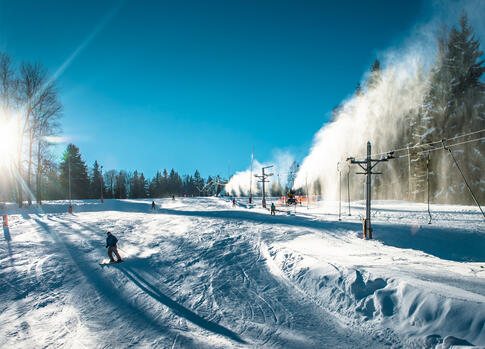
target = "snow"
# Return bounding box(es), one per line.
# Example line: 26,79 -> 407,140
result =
1,197 -> 484,348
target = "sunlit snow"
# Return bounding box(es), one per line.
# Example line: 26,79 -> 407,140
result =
1,197 -> 484,348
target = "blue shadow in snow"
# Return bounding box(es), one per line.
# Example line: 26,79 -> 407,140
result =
157,207 -> 485,263
118,264 -> 246,344
32,218 -> 175,337
3,226 -> 11,241
33,218 -> 245,345
373,223 -> 485,263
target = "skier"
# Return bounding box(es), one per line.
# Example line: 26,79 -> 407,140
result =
151,201 -> 156,210
172,195 -> 175,201
271,202 -> 276,215
232,198 -> 236,206
106,231 -> 123,263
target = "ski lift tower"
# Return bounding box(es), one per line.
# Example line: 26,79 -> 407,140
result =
213,175 -> 228,197
347,141 -> 394,239
254,165 -> 273,208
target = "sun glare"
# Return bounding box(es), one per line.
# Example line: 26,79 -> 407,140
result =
0,119 -> 19,167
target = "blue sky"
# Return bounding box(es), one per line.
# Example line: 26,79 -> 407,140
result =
0,0 -> 432,178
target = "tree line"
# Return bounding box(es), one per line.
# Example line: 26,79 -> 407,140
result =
0,54 -> 219,205
41,143 -> 215,200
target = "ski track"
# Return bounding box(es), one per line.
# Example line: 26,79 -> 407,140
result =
6,197 -> 477,348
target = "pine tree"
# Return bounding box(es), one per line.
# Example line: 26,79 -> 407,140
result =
130,171 -> 140,198
193,170 -> 204,196
445,13 -> 485,203
168,169 -> 182,196
366,59 -> 381,90
90,160 -> 104,199
59,144 -> 90,199
138,173 -> 147,198
413,12 -> 485,203
114,171 -> 127,199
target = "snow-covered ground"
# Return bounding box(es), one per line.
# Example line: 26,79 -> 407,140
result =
0,197 -> 484,348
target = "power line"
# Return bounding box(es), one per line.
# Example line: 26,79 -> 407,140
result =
367,128 -> 485,158
411,136 -> 485,157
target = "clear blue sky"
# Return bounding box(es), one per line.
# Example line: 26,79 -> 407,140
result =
0,0 -> 432,178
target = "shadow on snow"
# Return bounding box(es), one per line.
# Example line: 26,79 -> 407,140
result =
33,217 -> 246,345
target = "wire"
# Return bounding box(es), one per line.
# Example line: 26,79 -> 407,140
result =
415,136 -> 485,155
366,128 -> 485,158
391,135 -> 485,159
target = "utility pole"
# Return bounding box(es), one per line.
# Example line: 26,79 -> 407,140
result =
213,175 -> 228,197
337,162 -> 341,221
100,165 -> 104,203
68,152 -> 72,213
407,146 -> 412,201
425,152 -> 431,224
249,150 -> 254,204
306,177 -> 309,210
347,163 -> 351,216
254,165 -> 273,208
347,141 -> 394,239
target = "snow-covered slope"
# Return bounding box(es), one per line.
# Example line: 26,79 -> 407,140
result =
0,198 -> 484,348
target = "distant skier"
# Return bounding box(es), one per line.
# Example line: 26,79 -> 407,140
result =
151,201 -> 156,210
271,202 -> 276,215
172,195 -> 175,201
106,231 -> 123,263
232,198 -> 236,206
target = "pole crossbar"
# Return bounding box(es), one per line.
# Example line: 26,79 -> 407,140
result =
255,165 -> 273,208
347,141 -> 395,239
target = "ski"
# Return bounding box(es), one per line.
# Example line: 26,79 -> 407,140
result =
99,260 -> 124,266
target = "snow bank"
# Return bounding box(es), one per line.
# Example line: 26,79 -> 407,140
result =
263,225 -> 485,348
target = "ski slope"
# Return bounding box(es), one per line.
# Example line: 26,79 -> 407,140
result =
0,197 -> 484,348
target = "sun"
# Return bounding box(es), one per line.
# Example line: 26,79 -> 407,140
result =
0,119 -> 19,167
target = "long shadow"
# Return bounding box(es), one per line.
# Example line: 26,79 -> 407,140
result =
2,226 -> 14,267
3,226 -> 11,242
373,224 -> 485,262
371,206 -> 482,217
119,265 -> 246,344
32,218 -> 175,337
42,199 -> 485,262
157,208 -> 485,263
158,207 -> 362,233
36,217 -> 246,344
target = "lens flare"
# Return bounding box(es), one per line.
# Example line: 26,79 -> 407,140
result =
0,119 -> 19,167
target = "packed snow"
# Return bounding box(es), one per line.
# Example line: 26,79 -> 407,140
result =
1,197 -> 484,348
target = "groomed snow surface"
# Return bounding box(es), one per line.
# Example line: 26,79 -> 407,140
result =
1,197 -> 484,348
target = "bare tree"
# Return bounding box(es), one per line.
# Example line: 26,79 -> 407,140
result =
17,62 -> 53,206
104,170 -> 117,198
34,91 -> 62,204
0,53 -> 17,204
0,53 -> 16,115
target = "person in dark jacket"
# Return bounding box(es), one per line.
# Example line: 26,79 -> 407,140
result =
106,231 -> 123,263
271,202 -> 276,215
151,201 -> 156,210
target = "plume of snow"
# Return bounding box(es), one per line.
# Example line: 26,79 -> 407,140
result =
226,150 -> 295,196
294,0 -> 485,200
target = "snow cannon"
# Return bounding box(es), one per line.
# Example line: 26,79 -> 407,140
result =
2,214 -> 7,227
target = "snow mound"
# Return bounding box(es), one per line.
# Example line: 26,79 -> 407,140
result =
264,236 -> 485,348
